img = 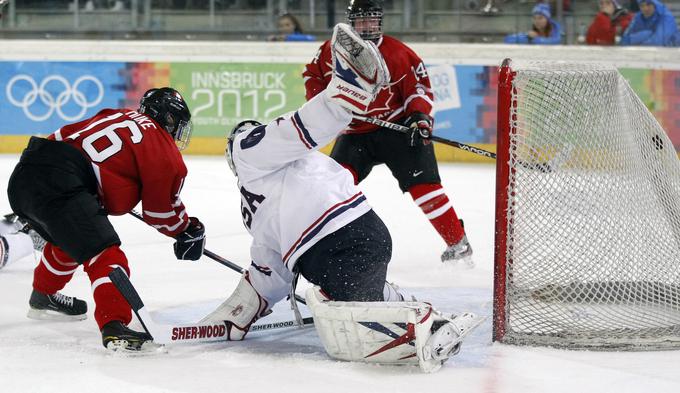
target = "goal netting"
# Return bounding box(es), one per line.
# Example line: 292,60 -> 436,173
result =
493,59 -> 680,350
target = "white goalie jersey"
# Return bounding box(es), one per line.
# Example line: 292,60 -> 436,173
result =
231,93 -> 372,305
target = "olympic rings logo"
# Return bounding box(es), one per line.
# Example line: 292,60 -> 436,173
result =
6,74 -> 104,122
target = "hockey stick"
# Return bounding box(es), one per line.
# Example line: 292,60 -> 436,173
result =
108,267 -> 314,345
354,115 -> 557,173
354,115 -> 497,160
127,209 -> 308,306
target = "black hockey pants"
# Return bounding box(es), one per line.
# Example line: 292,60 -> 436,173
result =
7,137 -> 120,263
295,209 -> 392,302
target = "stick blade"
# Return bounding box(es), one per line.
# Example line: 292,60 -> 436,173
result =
108,267 -> 145,312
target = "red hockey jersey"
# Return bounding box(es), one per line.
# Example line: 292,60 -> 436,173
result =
48,108 -> 190,237
303,35 -> 434,134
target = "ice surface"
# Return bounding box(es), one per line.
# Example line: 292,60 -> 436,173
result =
1,155 -> 679,393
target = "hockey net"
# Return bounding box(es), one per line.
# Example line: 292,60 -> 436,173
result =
493,59 -> 680,350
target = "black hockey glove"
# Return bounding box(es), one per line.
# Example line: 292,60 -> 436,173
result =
174,217 -> 205,261
403,112 -> 433,147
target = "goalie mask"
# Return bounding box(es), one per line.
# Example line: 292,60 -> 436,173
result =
139,87 -> 193,150
226,119 -> 263,176
347,0 -> 384,42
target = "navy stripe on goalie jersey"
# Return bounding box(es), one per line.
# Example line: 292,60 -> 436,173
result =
283,192 -> 367,265
291,112 -> 317,149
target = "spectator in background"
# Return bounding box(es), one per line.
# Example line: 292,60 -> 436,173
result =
621,0 -> 680,46
586,0 -> 633,45
504,3 -> 562,44
0,0 -> 7,19
268,13 -> 316,42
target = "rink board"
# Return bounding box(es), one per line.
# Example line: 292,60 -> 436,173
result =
1,43 -> 679,161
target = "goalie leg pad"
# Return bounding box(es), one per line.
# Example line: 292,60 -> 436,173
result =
306,287 -> 484,372
307,286 -> 448,372
199,273 -> 269,340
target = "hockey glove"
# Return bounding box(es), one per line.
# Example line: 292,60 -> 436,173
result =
199,273 -> 271,340
325,23 -> 389,114
404,112 -> 433,147
173,217 -> 205,261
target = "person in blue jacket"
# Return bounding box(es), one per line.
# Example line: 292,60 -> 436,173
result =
269,13 -> 316,42
621,0 -> 680,46
504,3 -> 562,45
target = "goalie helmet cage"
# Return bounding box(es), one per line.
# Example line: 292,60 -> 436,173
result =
492,59 -> 680,350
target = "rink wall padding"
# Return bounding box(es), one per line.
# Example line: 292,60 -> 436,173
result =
1,42 -> 679,161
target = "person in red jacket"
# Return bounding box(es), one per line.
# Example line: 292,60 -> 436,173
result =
303,0 -> 473,266
586,0 -> 633,45
7,87 -> 206,352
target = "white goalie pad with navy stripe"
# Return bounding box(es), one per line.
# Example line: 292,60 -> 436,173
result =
305,287 -> 440,372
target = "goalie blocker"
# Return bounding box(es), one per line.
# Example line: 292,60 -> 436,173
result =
306,287 -> 484,373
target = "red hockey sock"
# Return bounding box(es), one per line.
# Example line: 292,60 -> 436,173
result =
83,245 -> 132,330
32,243 -> 79,295
409,183 -> 465,246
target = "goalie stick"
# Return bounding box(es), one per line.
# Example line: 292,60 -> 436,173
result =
354,115 -> 561,173
127,209 -> 308,306
108,267 -> 314,345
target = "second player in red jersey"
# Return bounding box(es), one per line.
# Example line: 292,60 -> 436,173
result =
304,34 -> 432,134
303,0 -> 473,265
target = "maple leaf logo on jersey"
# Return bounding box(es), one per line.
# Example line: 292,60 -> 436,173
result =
365,84 -> 396,116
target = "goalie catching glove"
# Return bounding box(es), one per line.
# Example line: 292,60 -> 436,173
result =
199,272 -> 271,340
325,23 -> 390,114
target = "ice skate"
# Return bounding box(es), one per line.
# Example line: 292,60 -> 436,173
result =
421,312 -> 485,371
22,227 -> 47,253
441,235 -> 474,268
3,213 -> 46,252
102,321 -> 162,353
27,289 -> 88,321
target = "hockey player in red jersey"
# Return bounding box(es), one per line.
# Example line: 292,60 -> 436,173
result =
303,0 -> 472,265
7,88 -> 206,352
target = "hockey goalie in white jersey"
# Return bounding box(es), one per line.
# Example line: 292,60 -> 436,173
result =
202,23 -> 483,372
